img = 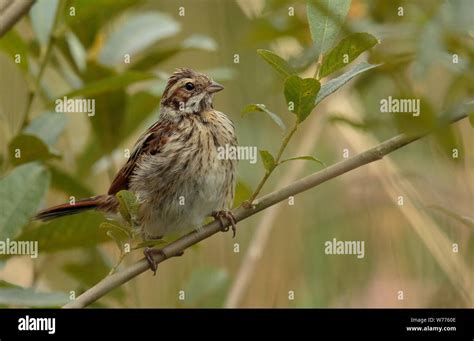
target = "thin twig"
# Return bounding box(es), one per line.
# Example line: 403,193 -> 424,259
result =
314,54 -> 324,80
0,0 -> 35,37
108,251 -> 127,276
248,121 -> 298,203
21,0 -> 65,129
62,109 -> 469,308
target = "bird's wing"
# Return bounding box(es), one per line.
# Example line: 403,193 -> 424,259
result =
108,121 -> 172,195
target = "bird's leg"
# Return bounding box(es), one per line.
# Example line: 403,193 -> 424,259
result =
143,247 -> 184,275
212,210 -> 237,238
143,247 -> 162,276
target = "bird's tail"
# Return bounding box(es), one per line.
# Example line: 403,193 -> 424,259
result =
35,195 -> 117,221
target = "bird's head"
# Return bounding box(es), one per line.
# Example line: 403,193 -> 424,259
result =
160,68 -> 223,115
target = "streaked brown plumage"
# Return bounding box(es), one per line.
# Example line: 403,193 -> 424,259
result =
36,69 -> 238,245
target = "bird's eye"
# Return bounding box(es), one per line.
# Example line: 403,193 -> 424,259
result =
185,82 -> 195,91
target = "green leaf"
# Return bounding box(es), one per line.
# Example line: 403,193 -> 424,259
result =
284,75 -> 320,122
233,180 -> 252,208
446,100 -> 474,121
315,62 -> 380,106
183,267 -> 229,307
29,0 -> 59,45
105,230 -> 124,251
411,15 -> 445,79
99,12 -> 180,66
320,32 -> 378,78
241,103 -> 286,130
15,212 -> 108,253
0,30 -> 29,71
431,101 -> 473,158
8,134 -> 60,166
116,190 -> 139,225
49,165 -> 94,198
0,55 -> 29,138
458,99 -> 474,128
328,114 -> 374,131
307,0 -> 352,56
130,47 -> 181,71
432,125 -> 464,163
259,150 -> 276,172
182,34 -> 217,51
65,31 -> 87,72
245,10 -> 307,45
53,44 -> 83,88
100,221 -> 132,240
257,49 -> 295,79
280,155 -> 326,167
57,71 -> 155,99
0,163 -> 50,240
0,281 -> 69,307
393,97 -> 436,136
24,111 -> 68,148
130,34 -> 217,71
65,0 -> 141,47
202,67 -> 236,82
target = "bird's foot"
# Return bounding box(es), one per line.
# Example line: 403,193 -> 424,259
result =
143,247 -> 184,275
143,247 -> 163,275
212,210 -> 237,238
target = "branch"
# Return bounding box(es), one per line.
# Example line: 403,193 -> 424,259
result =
0,0 -> 35,37
63,108 -> 470,308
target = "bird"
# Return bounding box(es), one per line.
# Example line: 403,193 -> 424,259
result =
35,68 -> 238,273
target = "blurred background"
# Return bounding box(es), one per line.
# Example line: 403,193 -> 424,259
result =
0,0 -> 472,308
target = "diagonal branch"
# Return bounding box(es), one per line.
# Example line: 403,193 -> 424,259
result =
0,0 -> 35,37
63,108 -> 470,308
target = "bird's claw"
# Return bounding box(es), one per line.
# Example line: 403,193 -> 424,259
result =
143,247 -> 163,275
212,210 -> 237,238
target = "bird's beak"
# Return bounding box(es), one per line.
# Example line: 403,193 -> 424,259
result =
206,81 -> 224,94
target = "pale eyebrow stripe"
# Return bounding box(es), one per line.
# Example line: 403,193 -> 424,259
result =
168,78 -> 194,95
